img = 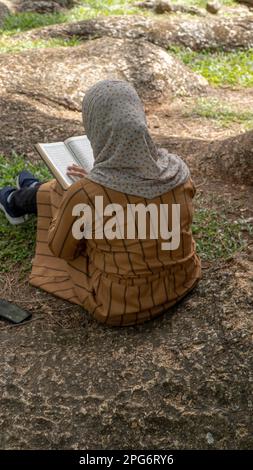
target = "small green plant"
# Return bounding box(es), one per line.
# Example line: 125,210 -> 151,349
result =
0,1 -> 141,35
170,47 -> 253,87
0,215 -> 36,273
0,154 -> 51,185
188,98 -> 253,130
0,36 -> 81,53
1,11 -> 67,33
193,208 -> 251,261
0,154 -> 51,273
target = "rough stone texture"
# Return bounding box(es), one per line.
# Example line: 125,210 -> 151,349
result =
206,1 -> 221,14
237,0 -> 253,6
10,0 -> 74,12
15,1 -> 63,13
0,37 -> 208,158
0,255 -> 252,449
198,130 -> 253,186
0,1 -> 10,26
0,38 -> 208,109
14,14 -> 253,51
157,130 -> 253,186
135,0 -> 160,9
153,0 -> 173,14
136,0 -> 205,16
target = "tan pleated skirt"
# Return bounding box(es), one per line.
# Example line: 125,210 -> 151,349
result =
29,177 -> 201,326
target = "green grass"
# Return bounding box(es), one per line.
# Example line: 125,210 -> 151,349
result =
0,155 -> 51,273
170,47 -> 253,87
1,11 -> 66,34
0,1 -> 140,35
0,36 -> 81,53
193,208 -> 251,261
188,98 -> 253,130
0,0 -> 141,53
0,155 -> 251,272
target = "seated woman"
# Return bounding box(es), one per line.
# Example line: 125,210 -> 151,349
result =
0,79 -> 201,326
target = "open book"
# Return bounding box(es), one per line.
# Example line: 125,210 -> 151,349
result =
35,135 -> 94,189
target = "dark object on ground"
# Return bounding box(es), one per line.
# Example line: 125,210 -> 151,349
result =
153,1 -> 173,14
236,0 -> 253,7
0,1 -> 10,26
206,1 -> 221,14
8,0 -> 75,13
0,299 -> 32,324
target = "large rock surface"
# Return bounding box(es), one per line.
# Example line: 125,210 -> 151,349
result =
0,38 -> 207,109
3,0 -> 74,12
157,130 -> 253,186
1,255 -> 252,449
15,14 -> 253,51
0,38 -> 208,157
0,1 -> 10,26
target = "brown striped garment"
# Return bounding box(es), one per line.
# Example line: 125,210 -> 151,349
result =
29,177 -> 201,326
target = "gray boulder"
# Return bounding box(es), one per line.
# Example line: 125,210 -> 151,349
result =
0,38 -> 208,111
0,1 -> 10,27
15,0 -> 75,12
15,14 -> 253,51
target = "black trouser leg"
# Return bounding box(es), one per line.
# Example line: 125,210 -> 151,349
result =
9,183 -> 42,216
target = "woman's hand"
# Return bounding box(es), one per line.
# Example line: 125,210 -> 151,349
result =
66,164 -> 87,179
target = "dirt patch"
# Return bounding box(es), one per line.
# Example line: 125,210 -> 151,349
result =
0,254 -> 252,449
147,87 -> 253,139
0,94 -> 83,159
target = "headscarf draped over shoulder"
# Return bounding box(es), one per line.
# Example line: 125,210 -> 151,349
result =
82,79 -> 190,199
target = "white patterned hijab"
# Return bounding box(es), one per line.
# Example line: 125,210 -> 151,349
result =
82,79 -> 190,199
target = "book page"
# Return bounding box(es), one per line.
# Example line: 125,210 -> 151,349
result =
65,135 -> 94,172
39,142 -> 80,187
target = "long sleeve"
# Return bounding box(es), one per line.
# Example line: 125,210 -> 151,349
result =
48,180 -> 87,261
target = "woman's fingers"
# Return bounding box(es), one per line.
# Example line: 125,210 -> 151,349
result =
67,171 -> 86,178
67,165 -> 86,172
66,165 -> 87,179
67,167 -> 85,174
68,164 -> 82,169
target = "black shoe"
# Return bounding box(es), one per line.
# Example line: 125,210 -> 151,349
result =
0,187 -> 26,225
17,170 -> 40,189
